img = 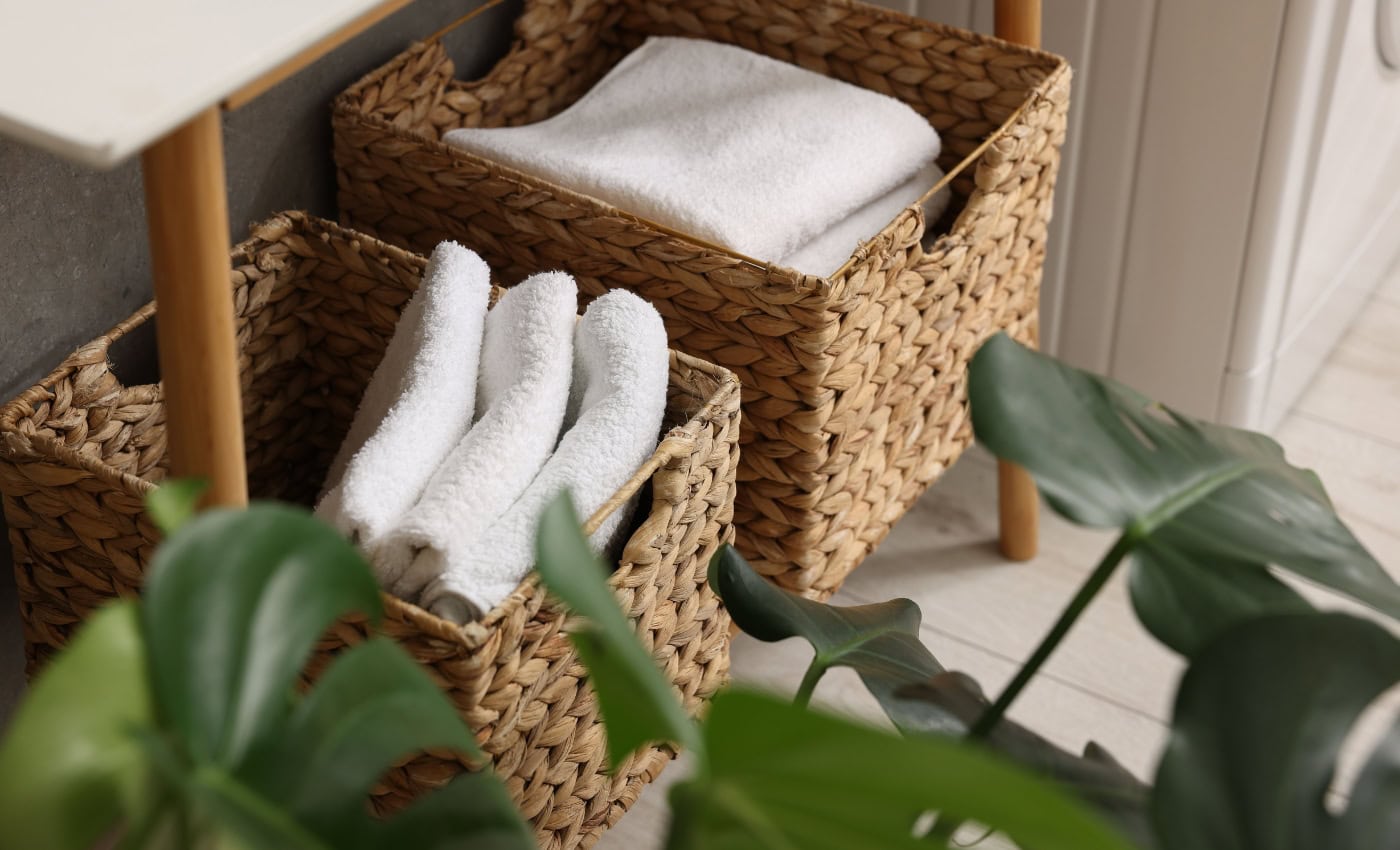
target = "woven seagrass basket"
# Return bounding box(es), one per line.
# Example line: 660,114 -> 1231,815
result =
0,212 -> 739,850
333,0 -> 1072,600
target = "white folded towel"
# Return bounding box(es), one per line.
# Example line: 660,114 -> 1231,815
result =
315,242 -> 491,547
370,272 -> 579,599
779,162 -> 953,277
421,289 -> 671,624
443,36 -> 941,263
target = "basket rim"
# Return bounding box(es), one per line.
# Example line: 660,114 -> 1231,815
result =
332,0 -> 1070,289
0,210 -> 742,650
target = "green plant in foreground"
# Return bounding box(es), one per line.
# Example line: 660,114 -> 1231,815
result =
4,331 -> 1396,849
533,497 -> 1137,850
534,333 -> 1400,849
702,334 -> 1400,849
0,493 -> 532,850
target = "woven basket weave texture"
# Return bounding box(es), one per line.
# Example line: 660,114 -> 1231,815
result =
332,0 -> 1072,599
0,212 -> 740,850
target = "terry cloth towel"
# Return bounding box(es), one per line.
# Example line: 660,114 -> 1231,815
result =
315,242 -> 491,548
780,162 -> 953,277
443,36 -> 941,263
371,272 -> 579,600
421,289 -> 671,624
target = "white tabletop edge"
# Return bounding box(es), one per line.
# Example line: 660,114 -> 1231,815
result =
0,0 -> 404,170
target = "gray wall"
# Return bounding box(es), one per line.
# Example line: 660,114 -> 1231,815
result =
0,0 -> 517,722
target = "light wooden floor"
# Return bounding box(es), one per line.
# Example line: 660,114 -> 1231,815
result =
0,273 -> 1394,843
596,268 -> 1400,849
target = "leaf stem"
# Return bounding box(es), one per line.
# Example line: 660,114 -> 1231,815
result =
969,532 -> 1134,739
793,661 -> 825,709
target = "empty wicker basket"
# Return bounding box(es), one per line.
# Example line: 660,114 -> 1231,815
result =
0,212 -> 740,850
333,0 -> 1072,599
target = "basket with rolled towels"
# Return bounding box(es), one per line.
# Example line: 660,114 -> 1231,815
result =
0,213 -> 740,850
317,240 -> 672,623
334,0 -> 1071,600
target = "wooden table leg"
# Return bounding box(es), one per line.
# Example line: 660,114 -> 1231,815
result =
997,461 -> 1039,560
994,0 -> 1042,47
141,107 -> 248,507
995,0 -> 1042,561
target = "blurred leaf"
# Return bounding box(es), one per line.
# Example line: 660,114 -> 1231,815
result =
0,604 -> 152,850
366,771 -> 536,850
237,638 -> 483,838
1333,714 -> 1400,847
711,545 -> 952,732
145,478 -> 209,536
1152,612 -> 1400,850
535,492 -> 700,766
668,689 -> 1139,850
900,673 -> 1155,848
969,334 -> 1400,655
1128,544 -> 1313,656
140,504 -> 383,766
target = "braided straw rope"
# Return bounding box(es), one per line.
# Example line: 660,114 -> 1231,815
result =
0,212 -> 740,850
333,0 -> 1072,599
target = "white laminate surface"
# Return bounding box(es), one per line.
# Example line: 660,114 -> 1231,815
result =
0,0 -> 400,168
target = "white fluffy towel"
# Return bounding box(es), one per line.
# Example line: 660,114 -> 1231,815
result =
443,36 -> 941,263
315,242 -> 491,548
780,161 -> 953,277
371,272 -> 579,600
420,289 -> 671,624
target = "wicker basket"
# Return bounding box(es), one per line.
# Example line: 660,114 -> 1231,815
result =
333,0 -> 1072,599
0,212 -> 740,850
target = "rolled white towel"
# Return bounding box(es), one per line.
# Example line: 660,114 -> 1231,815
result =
421,289 -> 671,624
779,161 -> 953,277
443,36 -> 941,264
315,242 -> 491,548
370,272 -> 579,599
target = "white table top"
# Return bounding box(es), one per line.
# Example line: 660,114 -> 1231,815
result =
0,0 -> 401,169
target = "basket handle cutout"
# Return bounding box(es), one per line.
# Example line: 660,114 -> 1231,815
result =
581,430 -> 694,535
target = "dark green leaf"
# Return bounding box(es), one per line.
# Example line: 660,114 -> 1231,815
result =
237,638 -> 483,838
711,545 -> 952,733
1152,612 -> 1400,850
669,689 -> 1139,850
145,478 -> 209,536
0,603 -> 153,850
899,673 -> 1155,848
1334,714 -> 1400,848
535,492 -> 700,765
969,334 -> 1400,652
187,764 -> 330,850
365,772 -> 536,850
1127,543 -> 1313,656
141,504 -> 383,767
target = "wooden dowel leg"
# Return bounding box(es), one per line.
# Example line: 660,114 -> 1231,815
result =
995,0 -> 1042,46
141,108 -> 248,508
993,0 -> 1041,559
998,460 -> 1038,561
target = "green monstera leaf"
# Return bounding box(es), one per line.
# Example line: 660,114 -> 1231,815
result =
140,504 -> 386,766
0,604 -> 153,850
710,545 -> 951,730
969,333 -> 1399,656
136,503 -> 528,850
899,673 -> 1155,849
0,502 -> 532,850
667,689 -> 1140,850
1153,611 -> 1400,850
145,478 -> 209,536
